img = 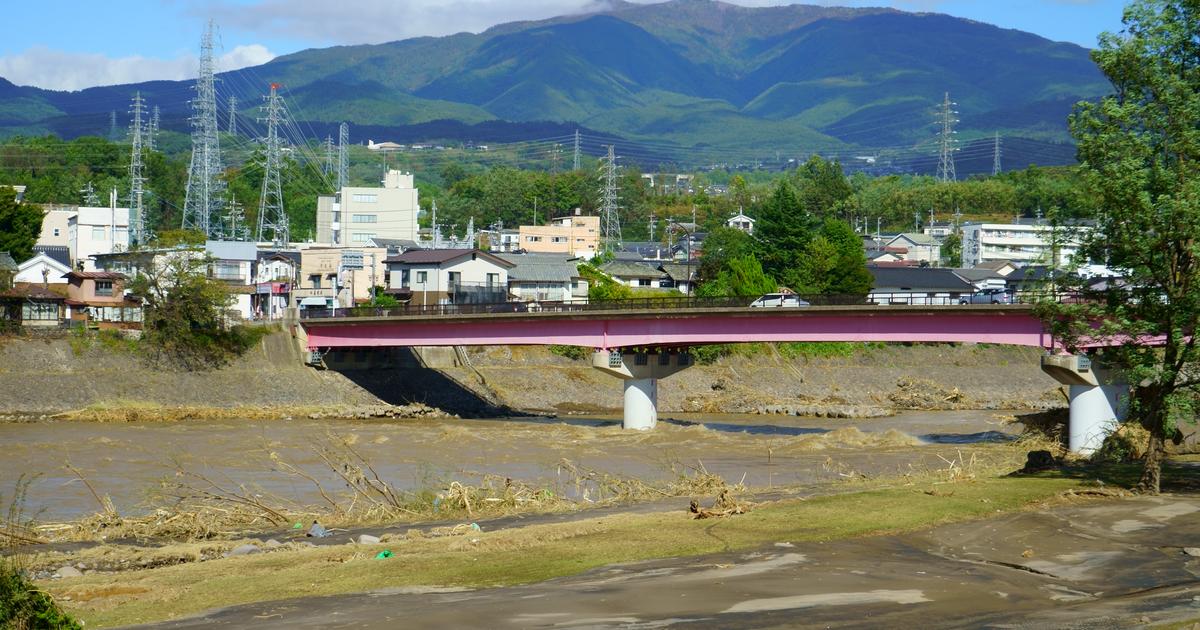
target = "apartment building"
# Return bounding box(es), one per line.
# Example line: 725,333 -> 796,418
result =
316,170 -> 419,247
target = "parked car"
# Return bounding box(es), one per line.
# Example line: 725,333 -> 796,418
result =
959,288 -> 1013,305
749,293 -> 810,308
488,302 -> 530,313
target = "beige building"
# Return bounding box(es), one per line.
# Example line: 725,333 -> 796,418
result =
297,247 -> 387,309
36,206 -> 76,249
518,212 -> 599,257
316,170 -> 419,247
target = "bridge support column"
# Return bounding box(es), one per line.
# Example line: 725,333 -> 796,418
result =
593,349 -> 692,430
1041,355 -> 1129,455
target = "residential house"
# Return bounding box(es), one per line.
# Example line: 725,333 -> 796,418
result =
479,229 -> 520,253
726,212 -> 755,234
385,249 -> 512,306
316,169 -> 420,246
36,206 -> 76,249
15,251 -> 72,287
517,211 -> 600,258
973,259 -> 1019,277
68,206 -> 130,270
659,262 -> 696,295
33,245 -> 70,269
204,241 -> 258,320
63,271 -> 141,329
298,247 -> 388,309
498,254 -> 587,303
0,284 -> 67,328
885,233 -> 941,265
868,267 -> 975,305
618,241 -> 672,261
951,267 -> 1008,291
601,261 -> 667,288
922,221 -> 956,238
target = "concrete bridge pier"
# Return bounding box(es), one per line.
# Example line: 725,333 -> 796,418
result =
1041,355 -> 1129,455
593,349 -> 693,430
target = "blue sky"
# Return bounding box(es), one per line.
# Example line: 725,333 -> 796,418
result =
1,0 -> 1128,91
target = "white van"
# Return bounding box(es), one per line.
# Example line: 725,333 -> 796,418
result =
749,293 -> 810,308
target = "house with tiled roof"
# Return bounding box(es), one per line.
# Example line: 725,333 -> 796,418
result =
0,284 -> 66,328
63,270 -> 142,329
868,267 -> 974,305
497,254 -> 587,303
384,249 -> 512,306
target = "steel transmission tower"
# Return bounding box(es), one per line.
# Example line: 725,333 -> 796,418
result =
322,135 -> 335,176
228,96 -> 238,135
336,122 -> 349,191
936,91 -> 958,183
182,20 -> 226,238
992,132 -> 1002,176
573,129 -> 581,171
147,106 -> 160,151
598,145 -> 621,252
127,92 -> 148,245
256,83 -> 289,246
80,181 -> 99,206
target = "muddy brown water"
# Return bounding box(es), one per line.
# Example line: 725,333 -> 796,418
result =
0,410 -> 1027,521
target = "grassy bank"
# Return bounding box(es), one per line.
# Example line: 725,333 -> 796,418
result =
48,473 -> 1090,628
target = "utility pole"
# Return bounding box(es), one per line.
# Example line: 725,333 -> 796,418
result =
573,129 -> 581,171
128,91 -> 148,245
182,20 -> 226,238
914,211 -> 920,232
147,105 -> 160,151
598,144 -> 621,253
336,122 -> 349,192
936,91 -> 958,183
108,110 -> 117,140
255,83 -> 289,247
992,131 -> 1002,176
225,194 -> 247,241
648,212 -> 656,242
227,95 -> 238,136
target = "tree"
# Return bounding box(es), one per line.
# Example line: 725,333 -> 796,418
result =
697,254 -> 776,298
792,155 -> 853,219
0,187 -> 42,262
941,231 -> 963,267
756,180 -> 816,290
1048,0 -> 1200,493
696,227 -> 756,287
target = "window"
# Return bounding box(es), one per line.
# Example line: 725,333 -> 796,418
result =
92,226 -> 106,240
525,235 -> 542,242
351,214 -> 377,223
22,302 -> 58,321
637,279 -> 652,287
212,262 -> 242,281
114,228 -> 128,244
448,272 -> 461,286
351,232 -> 377,243
309,274 -> 322,289
551,237 -> 567,243
401,269 -> 410,286
351,193 -> 378,203
52,228 -> 60,237
416,271 -> 428,283
95,280 -> 114,297
486,273 -> 498,288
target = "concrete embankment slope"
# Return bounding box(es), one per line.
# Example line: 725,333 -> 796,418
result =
0,333 -> 1062,416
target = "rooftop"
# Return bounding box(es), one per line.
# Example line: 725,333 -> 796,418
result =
385,248 -> 514,268
869,267 -> 975,292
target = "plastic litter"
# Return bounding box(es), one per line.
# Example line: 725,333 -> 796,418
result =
470,523 -> 481,532
292,522 -> 303,530
375,550 -> 393,559
307,521 -> 331,538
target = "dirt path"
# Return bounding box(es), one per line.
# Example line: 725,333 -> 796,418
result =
124,493 -> 1200,629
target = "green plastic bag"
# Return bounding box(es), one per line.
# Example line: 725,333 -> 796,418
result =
375,550 -> 393,559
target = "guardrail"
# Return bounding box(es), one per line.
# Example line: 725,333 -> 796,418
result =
299,291 -> 1074,320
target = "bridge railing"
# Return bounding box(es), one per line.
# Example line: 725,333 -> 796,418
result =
298,290 -> 1076,320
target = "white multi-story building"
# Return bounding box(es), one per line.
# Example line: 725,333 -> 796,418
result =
68,206 -> 130,270
316,169 -> 419,247
961,222 -> 1081,268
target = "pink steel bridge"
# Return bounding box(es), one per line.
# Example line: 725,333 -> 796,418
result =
300,304 -> 1053,350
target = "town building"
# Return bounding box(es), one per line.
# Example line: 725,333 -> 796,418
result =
517,211 -> 599,258
15,251 -> 72,286
297,247 -> 387,310
253,251 -> 298,320
316,169 -> 419,247
601,260 -> 667,288
498,254 -> 587,303
867,267 -> 975,305
36,206 -> 76,249
885,233 -> 941,265
385,249 -> 511,306
0,285 -> 66,328
63,270 -> 142,329
659,262 -> 696,295
68,206 -> 130,270
961,221 -> 1081,268
726,212 -> 755,234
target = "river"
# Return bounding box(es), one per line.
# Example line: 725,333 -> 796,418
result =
0,410 -> 1027,521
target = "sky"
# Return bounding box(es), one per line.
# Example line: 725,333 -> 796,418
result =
1,0 -> 1128,91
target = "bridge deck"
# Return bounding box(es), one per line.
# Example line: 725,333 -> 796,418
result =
301,304 -> 1052,350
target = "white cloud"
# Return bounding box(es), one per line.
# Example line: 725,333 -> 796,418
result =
0,44 -> 275,91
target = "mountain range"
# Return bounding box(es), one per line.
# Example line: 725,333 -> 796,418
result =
0,0 -> 1109,172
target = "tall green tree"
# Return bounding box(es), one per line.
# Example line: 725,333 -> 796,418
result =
941,231 -> 963,267
696,254 -> 776,298
756,180 -> 815,290
792,155 -> 854,219
696,227 -> 756,286
817,218 -> 872,295
0,187 -> 42,262
1047,0 -> 1200,493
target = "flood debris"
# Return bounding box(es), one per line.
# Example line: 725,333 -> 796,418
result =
689,489 -> 752,519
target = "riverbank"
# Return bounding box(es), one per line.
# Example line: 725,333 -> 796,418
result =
0,331 -> 1065,420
